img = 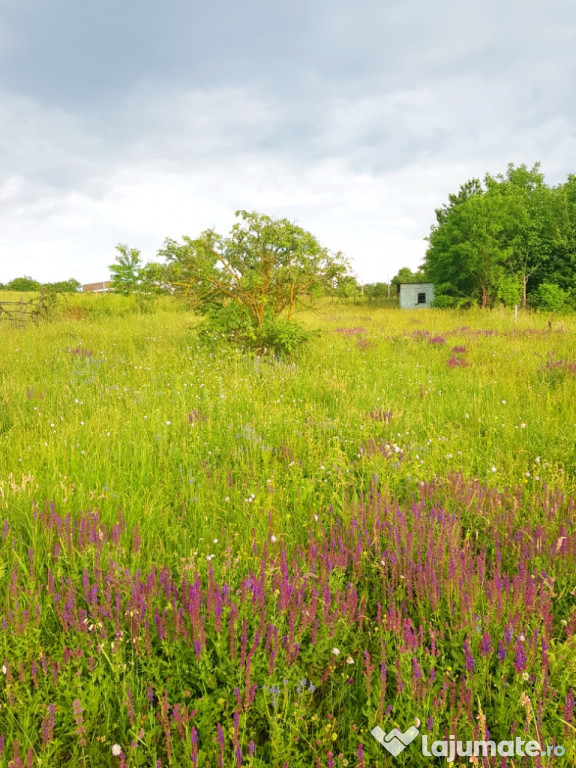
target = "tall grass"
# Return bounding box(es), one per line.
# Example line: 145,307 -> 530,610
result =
0,301 -> 575,766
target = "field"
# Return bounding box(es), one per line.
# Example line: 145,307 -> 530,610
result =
1,296 -> 575,767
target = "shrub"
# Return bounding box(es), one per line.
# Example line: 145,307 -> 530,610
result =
535,282 -> 571,312
198,303 -> 315,355
431,295 -> 472,309
6,276 -> 41,292
259,315 -> 316,355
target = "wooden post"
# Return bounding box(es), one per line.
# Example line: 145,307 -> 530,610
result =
514,305 -> 518,323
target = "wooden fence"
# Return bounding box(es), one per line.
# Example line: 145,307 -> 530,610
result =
0,292 -> 48,327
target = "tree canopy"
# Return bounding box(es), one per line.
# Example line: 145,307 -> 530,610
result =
0,277 -> 81,293
109,245 -> 167,296
391,266 -> 427,290
5,276 -> 42,292
424,163 -> 576,309
159,210 -> 351,325
43,279 -> 82,293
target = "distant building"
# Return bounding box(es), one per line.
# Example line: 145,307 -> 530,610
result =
398,282 -> 435,309
82,281 -> 113,293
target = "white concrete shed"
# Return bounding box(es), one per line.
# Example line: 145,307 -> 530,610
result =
398,282 -> 435,309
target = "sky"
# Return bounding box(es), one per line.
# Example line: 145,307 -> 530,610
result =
1,0 -> 575,285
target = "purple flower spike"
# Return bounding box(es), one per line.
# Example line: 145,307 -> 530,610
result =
514,641 -> 527,674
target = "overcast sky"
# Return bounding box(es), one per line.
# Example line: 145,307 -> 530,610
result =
1,0 -> 575,285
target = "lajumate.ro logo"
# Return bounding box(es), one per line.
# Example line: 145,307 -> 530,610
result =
371,721 -> 566,761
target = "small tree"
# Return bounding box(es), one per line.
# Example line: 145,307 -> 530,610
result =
334,274 -> 361,300
109,246 -> 167,296
160,211 -> 351,352
391,267 -> 426,292
363,282 -> 390,301
109,245 -> 143,295
6,276 -> 42,292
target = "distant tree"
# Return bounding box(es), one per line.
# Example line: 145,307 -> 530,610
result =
43,279 -> 81,293
484,164 -> 552,308
535,282 -> 571,312
109,245 -> 143,295
362,282 -> 390,300
109,246 -> 168,295
6,276 -> 42,292
391,267 -> 426,292
425,163 -> 576,309
334,274 -> 361,299
544,174 -> 576,298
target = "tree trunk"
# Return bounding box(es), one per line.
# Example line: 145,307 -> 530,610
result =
522,273 -> 528,310
287,283 -> 295,320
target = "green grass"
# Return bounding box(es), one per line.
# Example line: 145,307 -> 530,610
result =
0,299 -> 575,766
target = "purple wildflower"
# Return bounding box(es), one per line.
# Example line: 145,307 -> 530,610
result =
480,632 -> 492,656
72,698 -> 86,747
412,658 -> 423,680
447,355 -> 469,368
564,689 -> 574,736
514,641 -> 527,674
464,640 -> 475,672
191,727 -> 198,767
41,703 -> 55,746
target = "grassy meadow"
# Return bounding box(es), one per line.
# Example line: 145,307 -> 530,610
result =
1,295 -> 575,766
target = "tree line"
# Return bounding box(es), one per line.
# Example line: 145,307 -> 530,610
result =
423,163 -> 576,311
0,277 -> 81,293
5,163 -> 575,316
